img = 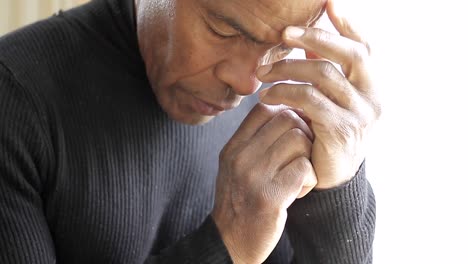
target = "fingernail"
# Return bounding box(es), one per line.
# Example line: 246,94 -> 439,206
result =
285,26 -> 305,39
259,89 -> 268,100
256,64 -> 273,77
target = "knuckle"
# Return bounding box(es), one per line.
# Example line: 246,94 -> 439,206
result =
295,157 -> 313,175
313,29 -> 331,45
244,169 -> 259,191
297,156 -> 310,168
252,103 -> 272,116
230,154 -> 247,172
219,145 -> 230,160
277,109 -> 300,124
291,133 -> 312,158
317,61 -> 336,79
220,140 -> 237,161
253,103 -> 290,118
313,94 -> 328,111
348,115 -> 368,137
288,127 -> 308,142
252,103 -> 275,120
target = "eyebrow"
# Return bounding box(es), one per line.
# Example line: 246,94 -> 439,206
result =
207,10 -> 272,45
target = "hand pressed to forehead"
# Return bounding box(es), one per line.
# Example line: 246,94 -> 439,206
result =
134,0 -> 329,125
207,0 -> 327,45
256,0 -> 380,189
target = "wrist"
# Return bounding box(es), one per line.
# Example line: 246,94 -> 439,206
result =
315,175 -> 354,190
314,161 -> 364,190
314,169 -> 358,190
211,212 -> 248,264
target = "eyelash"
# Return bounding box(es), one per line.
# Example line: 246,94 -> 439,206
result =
207,24 -> 237,39
206,21 -> 291,53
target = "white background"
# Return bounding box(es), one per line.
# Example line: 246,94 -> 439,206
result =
289,0 -> 468,263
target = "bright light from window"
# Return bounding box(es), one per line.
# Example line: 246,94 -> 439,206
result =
286,1 -> 468,263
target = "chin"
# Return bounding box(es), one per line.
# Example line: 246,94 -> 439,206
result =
167,109 -> 216,126
181,115 -> 215,126
155,87 -> 222,125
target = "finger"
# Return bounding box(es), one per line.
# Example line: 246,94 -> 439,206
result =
249,109 -> 314,154
266,127 -> 313,174
259,83 -> 347,127
229,103 -> 291,143
297,185 -> 314,199
296,161 -> 317,199
281,27 -> 371,91
326,0 -> 371,53
257,59 -> 359,110
274,156 -> 315,207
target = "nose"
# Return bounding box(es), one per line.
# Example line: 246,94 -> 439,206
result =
214,46 -> 265,96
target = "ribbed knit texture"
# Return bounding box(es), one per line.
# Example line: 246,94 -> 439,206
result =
0,0 -> 375,263
288,163 -> 375,264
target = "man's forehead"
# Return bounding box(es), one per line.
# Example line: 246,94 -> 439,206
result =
253,0 -> 326,25
203,0 -> 326,44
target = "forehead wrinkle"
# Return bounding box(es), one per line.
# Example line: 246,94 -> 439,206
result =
231,1 -> 282,44
231,0 -> 325,44
205,0 -> 326,45
256,0 -> 326,27
208,11 -> 268,44
260,2 -> 301,24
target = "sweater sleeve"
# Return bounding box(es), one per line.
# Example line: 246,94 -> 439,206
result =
286,162 -> 376,264
0,63 -> 57,263
145,216 -> 232,264
147,164 -> 375,264
145,216 -> 233,264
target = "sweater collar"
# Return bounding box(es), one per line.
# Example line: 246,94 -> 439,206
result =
105,0 -> 143,67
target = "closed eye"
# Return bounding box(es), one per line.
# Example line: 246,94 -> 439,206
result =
206,21 -> 239,39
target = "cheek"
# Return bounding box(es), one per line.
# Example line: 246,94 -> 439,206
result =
171,29 -> 225,77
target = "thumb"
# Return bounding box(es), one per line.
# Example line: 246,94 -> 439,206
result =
296,164 -> 317,198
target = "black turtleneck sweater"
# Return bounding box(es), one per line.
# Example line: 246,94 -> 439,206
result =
0,0 -> 375,263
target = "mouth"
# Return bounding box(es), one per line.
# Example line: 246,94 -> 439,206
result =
190,94 -> 237,116
175,84 -> 239,116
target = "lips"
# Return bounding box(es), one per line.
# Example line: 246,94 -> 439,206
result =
176,85 -> 238,116
190,94 -> 237,116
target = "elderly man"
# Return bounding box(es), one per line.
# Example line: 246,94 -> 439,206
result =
0,0 -> 379,263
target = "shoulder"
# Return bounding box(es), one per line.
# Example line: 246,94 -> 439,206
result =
0,61 -> 55,188
0,7 -> 97,88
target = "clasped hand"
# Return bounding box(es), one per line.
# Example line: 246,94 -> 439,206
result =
257,0 -> 380,189
212,1 -> 381,263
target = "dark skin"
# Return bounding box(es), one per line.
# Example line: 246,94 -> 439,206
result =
135,0 -> 380,263
135,0 -> 325,124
